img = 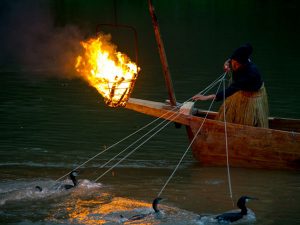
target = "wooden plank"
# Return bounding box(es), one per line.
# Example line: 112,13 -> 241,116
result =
148,0 -> 177,106
127,98 -> 300,132
126,98 -> 190,126
269,117 -> 300,132
194,111 -> 300,132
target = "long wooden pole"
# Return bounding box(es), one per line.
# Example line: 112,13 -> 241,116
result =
148,0 -> 177,106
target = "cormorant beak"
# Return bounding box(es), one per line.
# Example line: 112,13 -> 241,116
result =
159,198 -> 166,202
247,197 -> 259,202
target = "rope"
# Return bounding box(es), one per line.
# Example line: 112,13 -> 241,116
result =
94,106 -> 185,182
200,73 -> 226,95
92,105 -> 182,175
157,78 -> 224,197
222,77 -> 234,204
54,115 -> 167,182
92,72 -> 227,180
55,72 -> 226,183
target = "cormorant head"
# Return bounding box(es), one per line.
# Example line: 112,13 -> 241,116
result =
152,197 -> 163,213
70,171 -> 78,178
35,185 -> 43,192
69,171 -> 79,186
237,196 -> 258,210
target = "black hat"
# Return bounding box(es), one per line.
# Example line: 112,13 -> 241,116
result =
230,43 -> 253,64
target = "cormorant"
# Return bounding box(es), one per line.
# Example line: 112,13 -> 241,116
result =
63,171 -> 78,190
33,171 -> 78,192
35,185 -> 43,192
152,197 -> 162,213
121,197 -> 163,221
216,196 -> 257,223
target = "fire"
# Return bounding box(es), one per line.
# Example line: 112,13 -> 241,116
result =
75,34 -> 139,107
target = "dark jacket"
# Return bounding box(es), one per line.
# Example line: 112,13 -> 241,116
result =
216,62 -> 263,101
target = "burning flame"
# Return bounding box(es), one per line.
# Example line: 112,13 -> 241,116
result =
75,34 -> 139,107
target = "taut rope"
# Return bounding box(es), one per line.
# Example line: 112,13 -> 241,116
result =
94,108 -> 183,182
92,73 -> 227,182
157,78 -> 224,197
55,72 -> 226,184
222,77 -> 234,205
92,105 -> 183,177
55,114 -> 170,182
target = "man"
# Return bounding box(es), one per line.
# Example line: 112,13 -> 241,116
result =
193,44 -> 269,127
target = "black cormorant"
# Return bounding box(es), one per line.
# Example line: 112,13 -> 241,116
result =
121,197 -> 163,221
35,185 -> 43,192
63,171 -> 78,190
33,171 -> 78,192
152,197 -> 162,213
216,196 -> 257,223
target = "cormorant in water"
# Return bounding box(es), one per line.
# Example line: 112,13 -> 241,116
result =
33,171 -> 78,192
152,197 -> 162,213
120,197 -> 163,221
63,171 -> 78,190
35,185 -> 43,192
215,196 -> 257,223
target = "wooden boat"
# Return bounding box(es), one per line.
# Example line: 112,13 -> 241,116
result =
125,0 -> 300,170
125,98 -> 300,170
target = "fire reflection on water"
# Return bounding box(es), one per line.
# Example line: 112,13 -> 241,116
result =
61,194 -> 151,225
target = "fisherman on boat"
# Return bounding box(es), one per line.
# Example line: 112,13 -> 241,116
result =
193,43 -> 269,128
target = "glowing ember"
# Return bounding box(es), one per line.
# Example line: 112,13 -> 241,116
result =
75,34 -> 139,107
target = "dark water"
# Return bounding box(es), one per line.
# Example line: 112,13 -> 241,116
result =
0,0 -> 300,224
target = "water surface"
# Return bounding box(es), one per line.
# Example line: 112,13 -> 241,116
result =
0,0 -> 300,224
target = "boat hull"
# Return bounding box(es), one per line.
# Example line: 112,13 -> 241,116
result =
186,117 -> 300,170
126,98 -> 300,170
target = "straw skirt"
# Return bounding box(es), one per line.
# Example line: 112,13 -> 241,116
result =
216,84 -> 269,128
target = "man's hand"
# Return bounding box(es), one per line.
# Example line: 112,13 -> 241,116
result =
192,94 -> 216,101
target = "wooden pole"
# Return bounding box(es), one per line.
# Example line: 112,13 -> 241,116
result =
148,0 -> 177,106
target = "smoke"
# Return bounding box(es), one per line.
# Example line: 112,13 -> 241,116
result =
0,0 -> 84,78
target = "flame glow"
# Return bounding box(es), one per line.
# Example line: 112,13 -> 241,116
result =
65,197 -> 151,225
75,34 -> 139,107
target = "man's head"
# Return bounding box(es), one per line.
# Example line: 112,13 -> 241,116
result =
231,43 -> 253,64
229,43 -> 253,71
